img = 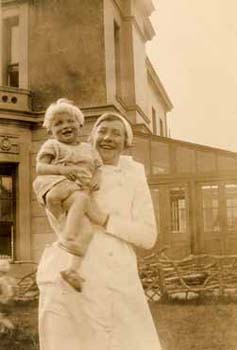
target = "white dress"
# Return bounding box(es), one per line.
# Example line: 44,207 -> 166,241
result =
37,156 -> 162,350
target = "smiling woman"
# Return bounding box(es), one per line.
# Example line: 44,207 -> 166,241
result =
90,114 -> 131,166
36,111 -> 162,350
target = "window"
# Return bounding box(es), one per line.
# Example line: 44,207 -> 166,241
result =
1,2 -> 29,89
170,187 -> 187,233
2,16 -> 19,87
160,118 -> 164,137
225,184 -> 237,231
0,164 -> 16,260
201,185 -> 220,232
152,107 -> 157,135
114,21 -> 121,98
8,22 -> 19,87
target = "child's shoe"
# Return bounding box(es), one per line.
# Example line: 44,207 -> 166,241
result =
60,269 -> 84,292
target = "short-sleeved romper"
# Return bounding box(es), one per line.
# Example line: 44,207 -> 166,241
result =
33,139 -> 102,206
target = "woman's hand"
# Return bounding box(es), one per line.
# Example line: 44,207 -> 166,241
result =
86,197 -> 109,227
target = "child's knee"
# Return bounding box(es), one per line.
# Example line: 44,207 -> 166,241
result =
72,191 -> 89,205
46,189 -> 61,208
62,190 -> 88,211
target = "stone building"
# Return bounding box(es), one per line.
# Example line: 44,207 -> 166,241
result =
0,0 -> 172,263
1,0 -> 237,267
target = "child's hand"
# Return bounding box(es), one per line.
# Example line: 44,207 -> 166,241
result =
90,177 -> 100,191
89,169 -> 101,191
60,167 -> 79,181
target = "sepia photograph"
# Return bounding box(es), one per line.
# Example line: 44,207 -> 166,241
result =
0,0 -> 237,349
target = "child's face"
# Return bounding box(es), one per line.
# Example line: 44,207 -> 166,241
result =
50,113 -> 81,144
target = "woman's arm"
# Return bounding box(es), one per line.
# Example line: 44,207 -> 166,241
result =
106,165 -> 157,249
86,163 -> 158,249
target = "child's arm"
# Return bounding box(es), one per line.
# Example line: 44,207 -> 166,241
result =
89,167 -> 102,191
37,155 -> 80,182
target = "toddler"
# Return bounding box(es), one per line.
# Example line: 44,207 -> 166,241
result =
33,98 -> 107,292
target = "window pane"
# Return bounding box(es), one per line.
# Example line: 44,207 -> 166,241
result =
0,176 -> 13,198
152,108 -> 157,135
150,188 -> 159,229
0,171 -> 15,260
11,25 -> 19,64
201,185 -> 220,232
0,199 -> 13,221
225,184 -> 237,230
0,222 -> 12,259
170,187 -> 187,233
159,118 -> 164,137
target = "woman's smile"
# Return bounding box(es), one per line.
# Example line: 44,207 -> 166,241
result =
99,143 -> 116,149
94,120 -> 126,165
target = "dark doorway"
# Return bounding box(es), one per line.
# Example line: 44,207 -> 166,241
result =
0,164 -> 16,259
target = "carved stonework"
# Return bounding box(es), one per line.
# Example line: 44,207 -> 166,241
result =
0,135 -> 19,154
1,137 -> 12,151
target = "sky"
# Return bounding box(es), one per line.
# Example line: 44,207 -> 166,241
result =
147,0 -> 237,152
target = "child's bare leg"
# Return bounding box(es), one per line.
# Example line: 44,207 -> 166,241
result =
62,191 -> 92,251
46,186 -> 65,219
60,194 -> 94,292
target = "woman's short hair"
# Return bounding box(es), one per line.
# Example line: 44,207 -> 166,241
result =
90,112 -> 133,148
43,98 -> 84,131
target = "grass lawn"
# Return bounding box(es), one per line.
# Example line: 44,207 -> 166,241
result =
152,298 -> 237,350
1,298 -> 237,349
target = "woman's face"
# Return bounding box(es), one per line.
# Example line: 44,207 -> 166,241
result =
94,119 -> 126,165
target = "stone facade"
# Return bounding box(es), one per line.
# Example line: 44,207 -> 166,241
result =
0,0 -> 172,264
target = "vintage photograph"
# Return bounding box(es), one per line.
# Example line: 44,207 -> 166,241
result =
0,0 -> 237,349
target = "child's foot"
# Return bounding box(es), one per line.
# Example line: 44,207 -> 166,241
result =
60,270 -> 85,292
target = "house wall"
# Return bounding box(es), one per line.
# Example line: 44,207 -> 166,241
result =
0,120 -> 32,261
28,0 -> 107,111
0,0 -> 173,267
104,0 -> 136,120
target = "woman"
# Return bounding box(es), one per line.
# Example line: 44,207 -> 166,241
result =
37,112 -> 162,350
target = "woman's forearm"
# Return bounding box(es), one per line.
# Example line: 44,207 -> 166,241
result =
105,164 -> 158,250
106,214 -> 157,249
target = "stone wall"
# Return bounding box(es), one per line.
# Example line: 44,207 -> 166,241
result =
28,0 -> 107,111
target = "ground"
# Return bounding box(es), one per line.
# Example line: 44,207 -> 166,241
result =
1,298 -> 237,350
152,298 -> 237,350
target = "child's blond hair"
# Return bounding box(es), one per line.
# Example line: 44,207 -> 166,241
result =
43,98 -> 84,131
